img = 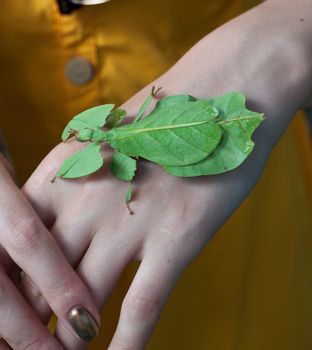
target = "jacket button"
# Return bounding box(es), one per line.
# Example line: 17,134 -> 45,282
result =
65,57 -> 94,85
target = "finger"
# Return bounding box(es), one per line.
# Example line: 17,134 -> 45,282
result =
20,214 -> 94,325
108,251 -> 184,350
0,170 -> 100,343
78,230 -> 138,309
54,229 -> 135,349
19,273 -> 52,325
21,215 -> 103,347
0,269 -> 63,350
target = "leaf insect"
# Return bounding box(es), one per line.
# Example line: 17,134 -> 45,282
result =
55,88 -> 264,214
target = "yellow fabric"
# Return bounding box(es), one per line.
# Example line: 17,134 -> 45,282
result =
0,1 -> 311,349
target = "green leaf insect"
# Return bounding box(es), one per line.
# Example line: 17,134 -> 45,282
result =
55,88 -> 264,210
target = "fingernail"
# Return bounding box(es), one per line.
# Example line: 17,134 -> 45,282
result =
68,306 -> 99,341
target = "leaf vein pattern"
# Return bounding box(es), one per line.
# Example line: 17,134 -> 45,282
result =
143,132 -> 185,163
142,103 -> 202,127
179,124 -> 221,152
168,128 -> 207,156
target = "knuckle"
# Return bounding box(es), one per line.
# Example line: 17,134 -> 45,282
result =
47,272 -> 79,302
123,290 -> 160,321
10,333 -> 45,350
9,218 -> 43,254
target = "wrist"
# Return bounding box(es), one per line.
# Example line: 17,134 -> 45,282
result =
156,1 -> 311,152
237,0 -> 312,146
252,0 -> 312,107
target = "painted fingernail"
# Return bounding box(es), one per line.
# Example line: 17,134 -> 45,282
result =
68,306 -> 99,341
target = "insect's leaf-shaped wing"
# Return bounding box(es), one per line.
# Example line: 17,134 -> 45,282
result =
56,143 -> 104,178
164,92 -> 264,176
107,96 -> 222,166
62,104 -> 115,141
111,151 -> 137,182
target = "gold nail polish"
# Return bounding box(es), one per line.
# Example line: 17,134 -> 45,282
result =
68,306 -> 99,341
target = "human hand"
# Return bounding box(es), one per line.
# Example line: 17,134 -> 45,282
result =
20,86 -> 269,350
0,154 -> 100,349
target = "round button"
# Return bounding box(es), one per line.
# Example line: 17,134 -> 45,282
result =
69,0 -> 112,4
65,57 -> 94,85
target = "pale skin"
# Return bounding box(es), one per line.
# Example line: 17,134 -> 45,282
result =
0,0 -> 311,349
0,155 -> 101,350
